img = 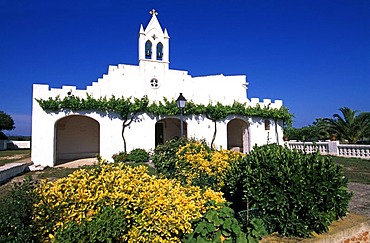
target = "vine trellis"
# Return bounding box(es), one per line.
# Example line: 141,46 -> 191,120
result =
36,94 -> 293,151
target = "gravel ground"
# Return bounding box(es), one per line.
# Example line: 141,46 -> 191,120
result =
348,182 -> 370,217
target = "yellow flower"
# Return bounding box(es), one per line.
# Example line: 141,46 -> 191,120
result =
33,163 -> 224,242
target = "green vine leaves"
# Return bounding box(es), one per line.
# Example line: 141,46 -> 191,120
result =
36,94 -> 293,125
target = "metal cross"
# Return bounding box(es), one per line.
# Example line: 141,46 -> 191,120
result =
150,9 -> 158,16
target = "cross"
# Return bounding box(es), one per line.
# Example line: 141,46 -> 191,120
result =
150,9 -> 158,16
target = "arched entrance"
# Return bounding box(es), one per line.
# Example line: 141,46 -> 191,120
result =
227,119 -> 250,153
155,118 -> 187,147
55,115 -> 100,164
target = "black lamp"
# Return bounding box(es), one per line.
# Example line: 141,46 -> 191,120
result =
176,93 -> 187,137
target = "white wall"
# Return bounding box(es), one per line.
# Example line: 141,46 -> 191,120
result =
32,80 -> 284,167
31,12 -> 284,167
7,141 -> 31,149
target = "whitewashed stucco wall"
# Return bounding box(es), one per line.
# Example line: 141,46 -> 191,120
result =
31,10 -> 284,167
32,87 -> 283,167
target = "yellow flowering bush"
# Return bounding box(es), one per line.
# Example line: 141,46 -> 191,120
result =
176,141 -> 244,190
33,161 -> 225,242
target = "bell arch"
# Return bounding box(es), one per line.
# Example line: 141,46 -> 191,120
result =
55,115 -> 100,164
155,118 -> 187,147
227,118 -> 250,153
156,42 -> 163,60
145,40 -> 152,59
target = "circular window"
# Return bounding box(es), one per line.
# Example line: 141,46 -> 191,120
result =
150,78 -> 160,89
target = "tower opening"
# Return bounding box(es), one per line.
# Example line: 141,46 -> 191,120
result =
145,40 -> 152,59
156,42 -> 163,60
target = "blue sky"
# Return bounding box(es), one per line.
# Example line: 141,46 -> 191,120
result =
0,0 -> 369,136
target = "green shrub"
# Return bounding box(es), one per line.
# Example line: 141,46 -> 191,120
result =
183,201 -> 248,243
225,144 -> 352,237
112,148 -> 149,163
128,148 -> 149,162
152,137 -> 189,178
0,176 -> 37,242
235,210 -> 268,243
112,151 -> 128,163
55,206 -> 128,242
245,218 -> 268,243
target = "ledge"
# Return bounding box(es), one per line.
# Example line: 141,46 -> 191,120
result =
0,162 -> 29,184
260,213 -> 370,242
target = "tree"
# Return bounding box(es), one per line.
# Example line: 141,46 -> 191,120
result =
112,96 -> 149,153
0,111 -> 15,131
365,125 -> 370,140
323,107 -> 370,143
0,111 -> 15,140
284,119 -> 329,142
205,102 -> 229,149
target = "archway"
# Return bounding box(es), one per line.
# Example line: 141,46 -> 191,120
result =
227,119 -> 250,153
55,115 -> 100,164
155,118 -> 187,147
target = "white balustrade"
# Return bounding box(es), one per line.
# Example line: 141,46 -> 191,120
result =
286,142 -> 329,155
337,144 -> 370,159
285,141 -> 370,160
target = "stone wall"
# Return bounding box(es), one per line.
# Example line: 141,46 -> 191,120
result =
260,214 -> 370,242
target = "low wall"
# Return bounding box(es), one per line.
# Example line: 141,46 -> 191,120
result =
260,214 -> 370,242
308,214 -> 370,243
0,162 -> 29,184
286,141 -> 370,160
0,140 -> 31,150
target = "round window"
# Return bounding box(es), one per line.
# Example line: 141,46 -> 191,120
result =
150,78 -> 160,89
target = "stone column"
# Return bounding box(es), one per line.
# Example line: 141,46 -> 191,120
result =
328,141 -> 339,156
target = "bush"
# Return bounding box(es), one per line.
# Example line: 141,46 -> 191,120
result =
55,206 -> 128,242
33,160 -> 225,242
128,148 -> 149,162
183,201 -> 248,243
225,144 -> 352,237
112,151 -> 128,163
0,176 -> 37,242
153,138 -> 244,191
152,137 -> 189,178
112,148 -> 149,163
176,140 -> 244,190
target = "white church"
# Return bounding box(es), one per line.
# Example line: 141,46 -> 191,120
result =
32,9 -> 285,167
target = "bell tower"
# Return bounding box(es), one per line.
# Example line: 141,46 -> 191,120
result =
138,9 -> 170,68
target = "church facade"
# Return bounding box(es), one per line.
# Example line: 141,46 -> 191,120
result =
32,10 -> 285,167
